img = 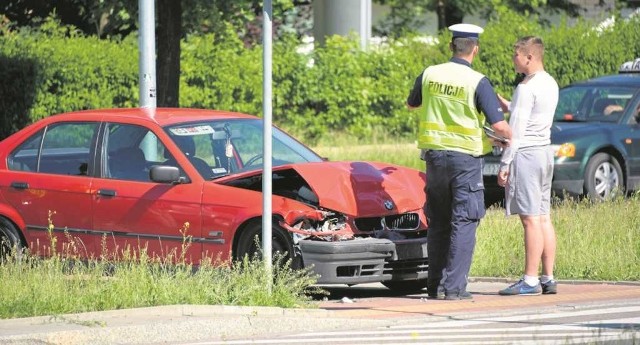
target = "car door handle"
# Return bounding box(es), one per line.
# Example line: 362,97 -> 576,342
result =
10,182 -> 29,189
97,189 -> 117,197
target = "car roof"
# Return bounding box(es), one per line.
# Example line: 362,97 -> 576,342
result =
49,108 -> 258,127
567,73 -> 640,88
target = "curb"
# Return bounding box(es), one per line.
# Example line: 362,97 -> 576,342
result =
469,276 -> 640,286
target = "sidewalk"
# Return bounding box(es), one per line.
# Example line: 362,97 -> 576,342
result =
318,277 -> 640,319
1,279 -> 639,345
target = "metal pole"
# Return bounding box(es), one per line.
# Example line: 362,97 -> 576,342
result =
359,0 -> 371,50
262,0 -> 273,287
139,0 -> 157,108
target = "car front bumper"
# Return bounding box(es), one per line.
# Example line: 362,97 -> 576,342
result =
483,158 -> 584,197
299,237 -> 428,285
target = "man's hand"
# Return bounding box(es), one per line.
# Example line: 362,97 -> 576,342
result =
498,168 -> 509,187
491,138 -> 510,148
497,94 -> 510,113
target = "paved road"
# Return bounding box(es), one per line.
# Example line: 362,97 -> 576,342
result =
185,304 -> 640,344
1,278 -> 639,345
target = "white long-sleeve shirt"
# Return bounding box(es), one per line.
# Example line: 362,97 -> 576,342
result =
500,71 -> 559,170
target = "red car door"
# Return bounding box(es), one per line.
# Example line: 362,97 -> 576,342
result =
90,123 -> 204,263
0,123 -> 98,256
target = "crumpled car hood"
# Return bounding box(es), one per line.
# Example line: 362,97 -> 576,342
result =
290,161 -> 425,217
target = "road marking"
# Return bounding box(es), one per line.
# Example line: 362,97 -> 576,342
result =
183,304 -> 640,345
388,304 -> 640,329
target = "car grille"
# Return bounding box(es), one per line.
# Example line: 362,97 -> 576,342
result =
383,258 -> 429,275
354,213 -> 420,231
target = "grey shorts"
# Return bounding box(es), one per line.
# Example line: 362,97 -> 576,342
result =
505,145 -> 554,216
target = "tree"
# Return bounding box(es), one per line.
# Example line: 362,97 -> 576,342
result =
1,0 -> 305,108
157,0 -> 181,107
373,0 -> 582,37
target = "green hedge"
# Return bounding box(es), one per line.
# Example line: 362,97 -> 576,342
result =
1,11 -> 639,142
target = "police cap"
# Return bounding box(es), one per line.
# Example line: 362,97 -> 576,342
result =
448,23 -> 484,39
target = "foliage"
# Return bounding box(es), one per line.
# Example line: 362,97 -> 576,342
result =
1,11 -> 640,142
0,17 -> 138,138
373,0 -> 581,36
480,10 -> 640,96
0,0 -> 308,42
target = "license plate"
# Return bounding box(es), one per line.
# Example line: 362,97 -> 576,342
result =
396,242 -> 427,260
483,163 -> 500,176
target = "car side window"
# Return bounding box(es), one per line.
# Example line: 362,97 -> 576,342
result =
104,123 -> 173,182
555,88 -> 588,120
8,123 -> 97,176
8,129 -> 44,172
587,88 -> 633,119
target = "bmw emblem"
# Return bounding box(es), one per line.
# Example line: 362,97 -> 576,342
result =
383,200 -> 394,210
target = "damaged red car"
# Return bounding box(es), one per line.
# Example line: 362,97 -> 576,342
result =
0,108 -> 428,292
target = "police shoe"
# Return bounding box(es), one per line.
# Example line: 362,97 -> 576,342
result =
444,291 -> 473,300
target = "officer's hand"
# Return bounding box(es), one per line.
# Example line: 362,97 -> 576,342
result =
498,169 -> 509,187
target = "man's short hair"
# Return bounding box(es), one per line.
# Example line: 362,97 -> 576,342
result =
451,37 -> 478,56
514,36 -> 545,59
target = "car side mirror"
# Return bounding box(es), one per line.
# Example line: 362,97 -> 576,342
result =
150,165 -> 183,184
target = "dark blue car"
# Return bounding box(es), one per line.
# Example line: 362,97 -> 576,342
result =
484,59 -> 640,206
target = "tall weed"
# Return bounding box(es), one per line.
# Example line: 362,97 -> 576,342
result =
0,220 -> 319,319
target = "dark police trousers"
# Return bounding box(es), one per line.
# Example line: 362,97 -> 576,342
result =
423,150 -> 486,297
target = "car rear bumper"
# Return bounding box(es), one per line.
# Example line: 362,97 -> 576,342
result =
299,237 -> 428,285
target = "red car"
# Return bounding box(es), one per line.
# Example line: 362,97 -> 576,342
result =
0,108 -> 428,291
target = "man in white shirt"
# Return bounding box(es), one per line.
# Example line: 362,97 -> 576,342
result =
496,36 -> 559,296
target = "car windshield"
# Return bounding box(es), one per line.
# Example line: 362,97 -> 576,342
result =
163,118 -> 323,179
554,85 -> 636,123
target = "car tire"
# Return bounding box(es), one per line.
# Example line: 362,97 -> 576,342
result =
584,153 -> 624,201
0,217 -> 24,262
382,279 -> 428,294
235,220 -> 301,270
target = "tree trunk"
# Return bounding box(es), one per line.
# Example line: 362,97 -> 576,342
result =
436,0 -> 446,30
156,0 -> 181,107
444,1 -> 463,28
436,0 -> 464,31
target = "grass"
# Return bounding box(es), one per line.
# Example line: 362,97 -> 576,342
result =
475,197 -> 640,281
312,133 -> 422,169
0,221 -> 320,319
0,250 -> 320,319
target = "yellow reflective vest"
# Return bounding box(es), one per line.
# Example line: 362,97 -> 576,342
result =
418,62 -> 492,156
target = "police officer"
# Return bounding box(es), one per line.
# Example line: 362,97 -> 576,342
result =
406,23 -> 511,300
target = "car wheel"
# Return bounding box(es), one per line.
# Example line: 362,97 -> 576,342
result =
584,153 -> 624,201
235,221 -> 301,270
382,279 -> 428,294
0,217 -> 24,262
